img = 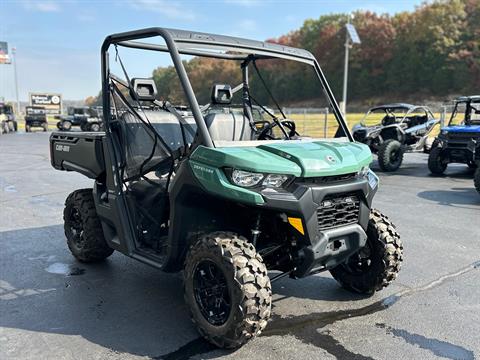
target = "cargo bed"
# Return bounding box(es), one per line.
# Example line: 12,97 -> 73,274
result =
50,131 -> 106,179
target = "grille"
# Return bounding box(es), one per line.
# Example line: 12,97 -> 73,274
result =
448,143 -> 469,148
448,132 -> 479,141
317,194 -> 360,230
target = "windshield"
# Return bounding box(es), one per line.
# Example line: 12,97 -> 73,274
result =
449,101 -> 480,126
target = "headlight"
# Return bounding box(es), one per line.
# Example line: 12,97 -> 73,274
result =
231,170 -> 264,188
263,174 -> 289,188
440,130 -> 448,136
230,169 -> 291,188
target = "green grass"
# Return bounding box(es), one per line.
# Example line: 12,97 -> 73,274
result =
288,112 -> 445,138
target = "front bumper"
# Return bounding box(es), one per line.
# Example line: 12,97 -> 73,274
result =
296,224 -> 367,277
437,136 -> 479,163
26,121 -> 47,127
259,176 -> 375,277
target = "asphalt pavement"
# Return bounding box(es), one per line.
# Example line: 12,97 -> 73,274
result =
1,131 -> 479,360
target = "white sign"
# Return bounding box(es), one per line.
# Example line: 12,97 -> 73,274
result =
30,93 -> 62,114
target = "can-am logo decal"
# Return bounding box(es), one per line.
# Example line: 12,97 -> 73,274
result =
325,155 -> 336,163
55,144 -> 70,152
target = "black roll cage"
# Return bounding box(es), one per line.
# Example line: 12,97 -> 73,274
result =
361,104 -> 435,126
101,27 -> 353,146
449,97 -> 480,126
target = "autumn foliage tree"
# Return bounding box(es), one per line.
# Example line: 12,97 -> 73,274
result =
89,0 -> 480,107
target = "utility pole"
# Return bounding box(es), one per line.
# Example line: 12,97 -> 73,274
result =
12,47 -> 20,115
342,15 -> 361,121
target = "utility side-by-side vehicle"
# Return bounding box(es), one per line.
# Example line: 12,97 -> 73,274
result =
0,102 -> 17,134
352,104 -> 439,171
50,28 -> 403,348
25,106 -> 48,132
428,96 -> 480,194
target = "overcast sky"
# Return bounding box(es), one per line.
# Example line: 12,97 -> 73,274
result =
0,0 -> 423,101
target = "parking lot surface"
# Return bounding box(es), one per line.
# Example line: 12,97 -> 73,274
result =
1,132 -> 479,360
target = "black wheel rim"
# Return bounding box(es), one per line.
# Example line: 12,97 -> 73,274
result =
342,243 -> 372,274
193,260 -> 231,326
69,208 -> 85,250
390,149 -> 400,164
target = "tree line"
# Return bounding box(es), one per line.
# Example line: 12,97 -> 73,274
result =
87,0 -> 480,109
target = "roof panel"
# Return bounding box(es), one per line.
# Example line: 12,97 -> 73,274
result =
369,103 -> 416,112
163,28 -> 315,60
455,95 -> 480,103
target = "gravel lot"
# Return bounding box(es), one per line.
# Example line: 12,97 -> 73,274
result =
1,131 -> 479,360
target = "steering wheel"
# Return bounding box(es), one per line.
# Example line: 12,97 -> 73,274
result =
257,120 -> 299,140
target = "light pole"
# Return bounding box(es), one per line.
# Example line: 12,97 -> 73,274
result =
12,47 -> 20,115
342,15 -> 361,121
341,16 -> 351,117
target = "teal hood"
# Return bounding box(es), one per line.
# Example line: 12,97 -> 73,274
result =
191,140 -> 372,177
